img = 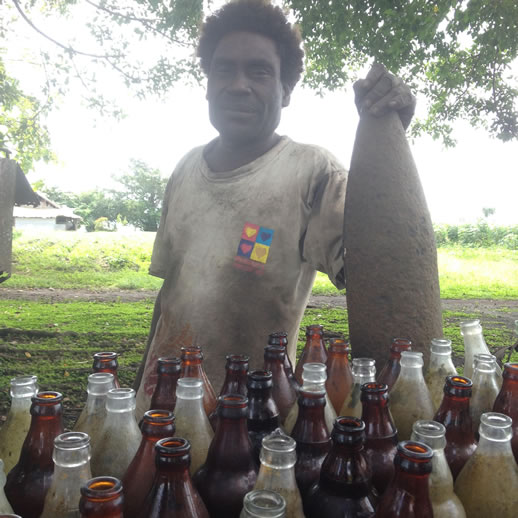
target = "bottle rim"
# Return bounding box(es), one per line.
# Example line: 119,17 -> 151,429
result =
361,382 -> 388,394
261,429 -> 296,453
54,431 -> 90,451
479,412 -> 513,442
81,476 -> 122,500
411,420 -> 446,450
217,393 -> 248,408
155,437 -> 190,456
397,440 -> 434,461
93,351 -> 118,361
391,337 -> 413,351
143,409 -> 175,425
33,391 -> 63,403
334,416 -> 365,434
242,489 -> 286,517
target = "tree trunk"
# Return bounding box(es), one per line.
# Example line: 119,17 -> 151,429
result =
344,111 -> 443,367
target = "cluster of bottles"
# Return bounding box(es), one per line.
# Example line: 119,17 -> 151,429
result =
0,320 -> 516,517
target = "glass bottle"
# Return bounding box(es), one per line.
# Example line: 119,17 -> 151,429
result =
247,370 -> 281,464
122,410 -> 175,518
149,357 -> 181,412
290,387 -> 332,496
389,351 -> 434,440
253,429 -> 305,518
209,354 -> 249,427
284,363 -> 336,434
180,346 -> 217,418
455,413 -> 518,518
79,476 -> 123,518
433,375 -> 477,480
0,375 -> 38,474
376,337 -> 412,390
325,338 -> 353,414
268,332 -> 298,391
137,437 -> 209,518
339,358 -> 376,418
473,352 -> 502,388
92,352 -> 120,388
411,420 -> 466,518
173,378 -> 214,475
0,460 -> 14,514
89,388 -> 142,479
470,354 -> 500,436
5,391 -> 65,518
460,319 -> 502,380
193,394 -> 258,518
73,373 -> 115,449
360,382 -> 398,495
375,441 -> 434,518
40,432 -> 92,518
294,325 -> 327,385
240,490 -> 286,518
304,416 -> 376,518
263,345 -> 297,423
492,362 -> 518,462
424,338 -> 458,412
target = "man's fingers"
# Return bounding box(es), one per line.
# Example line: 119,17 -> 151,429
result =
353,63 -> 387,97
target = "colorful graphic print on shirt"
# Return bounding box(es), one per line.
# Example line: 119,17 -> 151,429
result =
234,222 -> 274,275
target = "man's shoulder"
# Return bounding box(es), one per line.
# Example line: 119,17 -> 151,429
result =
283,137 -> 346,171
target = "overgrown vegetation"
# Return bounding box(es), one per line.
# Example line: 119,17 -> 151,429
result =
434,223 -> 518,249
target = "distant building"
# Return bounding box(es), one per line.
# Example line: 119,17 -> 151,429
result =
13,192 -> 81,231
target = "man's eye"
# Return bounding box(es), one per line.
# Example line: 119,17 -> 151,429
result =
250,67 -> 272,78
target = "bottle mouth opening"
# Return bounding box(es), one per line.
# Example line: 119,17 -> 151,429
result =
352,357 -> 375,367
335,416 -> 365,432
262,432 -> 296,453
82,476 -> 122,499
400,351 -> 423,367
156,436 -> 190,455
180,346 -> 203,358
306,324 -> 324,334
54,431 -> 90,450
398,440 -> 433,460
107,388 -> 134,399
391,337 -> 413,351
144,410 -> 175,425
93,351 -> 118,361
158,357 -> 181,365
248,370 -> 272,381
447,375 -> 472,388
361,382 -> 388,393
34,391 -> 63,403
218,394 -> 248,408
479,412 -> 513,442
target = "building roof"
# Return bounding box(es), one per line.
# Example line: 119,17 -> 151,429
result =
13,206 -> 81,220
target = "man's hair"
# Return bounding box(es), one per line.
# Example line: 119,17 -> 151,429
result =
197,0 -> 304,92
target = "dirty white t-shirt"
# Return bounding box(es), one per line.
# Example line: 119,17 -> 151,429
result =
136,136 -> 347,416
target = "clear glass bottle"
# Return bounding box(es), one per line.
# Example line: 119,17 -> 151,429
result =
0,460 -> 14,514
460,319 -> 502,380
492,362 -> 518,462
375,441 -> 434,518
455,413 -> 518,518
425,338 -> 458,412
284,363 -> 336,434
73,373 -> 115,449
79,476 -> 123,518
122,410 -> 175,518
304,417 -> 376,518
360,382 -> 398,495
339,358 -> 376,418
411,420 -> 466,518
40,432 -> 92,518
149,357 -> 181,412
89,388 -> 142,479
92,352 -> 120,388
325,338 -> 353,414
137,437 -> 209,518
173,378 -> 213,475
268,332 -> 298,391
470,354 -> 500,435
0,375 -> 38,474
5,391 -> 65,518
294,325 -> 327,385
253,429 -> 305,518
389,351 -> 434,440
240,490 -> 286,518
377,337 -> 412,390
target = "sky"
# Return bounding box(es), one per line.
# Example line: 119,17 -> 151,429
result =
4,3 -> 518,225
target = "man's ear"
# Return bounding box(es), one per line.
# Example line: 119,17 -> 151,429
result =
282,84 -> 291,108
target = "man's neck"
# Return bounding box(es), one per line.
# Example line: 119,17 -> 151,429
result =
205,133 -> 281,173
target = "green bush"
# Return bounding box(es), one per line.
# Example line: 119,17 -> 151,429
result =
434,223 -> 518,249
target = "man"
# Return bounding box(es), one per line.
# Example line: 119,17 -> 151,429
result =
135,0 -> 415,416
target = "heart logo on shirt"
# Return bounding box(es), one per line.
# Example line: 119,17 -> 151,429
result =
254,247 -> 266,258
260,232 -> 271,241
245,227 -> 257,238
240,243 -> 252,254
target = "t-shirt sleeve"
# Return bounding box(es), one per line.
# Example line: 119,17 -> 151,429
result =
301,162 -> 347,290
149,175 -> 174,279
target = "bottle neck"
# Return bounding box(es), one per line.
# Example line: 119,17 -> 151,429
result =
391,466 -> 431,498
85,393 -> 107,412
361,398 -> 397,437
292,396 -> 329,443
9,395 -> 33,411
208,415 -> 252,464
220,371 -> 248,396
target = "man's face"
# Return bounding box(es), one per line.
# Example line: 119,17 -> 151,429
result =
206,31 -> 290,144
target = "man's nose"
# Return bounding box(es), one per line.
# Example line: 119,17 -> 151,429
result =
227,70 -> 251,93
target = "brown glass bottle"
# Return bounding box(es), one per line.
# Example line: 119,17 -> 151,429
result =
361,382 -> 398,495
375,441 -> 434,518
209,354 -> 249,428
79,476 -> 123,518
325,338 -> 353,414
376,338 -> 412,390
122,410 -> 175,518
247,370 -> 281,464
193,394 -> 258,518
4,391 -> 65,518
92,352 -> 121,388
433,375 -> 477,480
264,345 -> 297,423
492,362 -> 518,462
149,357 -> 181,412
180,346 -> 217,418
268,332 -> 299,391
290,387 -> 332,496
304,417 -> 376,518
294,325 -> 328,385
138,438 -> 209,518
